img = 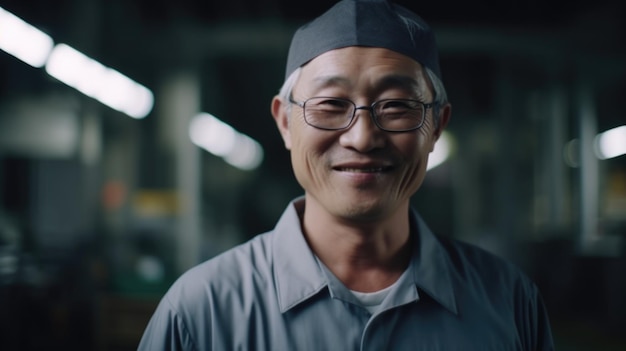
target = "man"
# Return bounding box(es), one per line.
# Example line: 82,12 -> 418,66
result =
138,0 -> 554,350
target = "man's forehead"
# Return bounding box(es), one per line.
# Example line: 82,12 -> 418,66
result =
295,64 -> 429,99
303,73 -> 422,92
300,47 -> 425,87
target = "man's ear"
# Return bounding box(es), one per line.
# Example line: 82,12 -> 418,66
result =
271,96 -> 292,150
430,103 -> 451,151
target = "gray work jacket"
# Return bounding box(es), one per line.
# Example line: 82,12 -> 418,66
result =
138,198 -> 554,351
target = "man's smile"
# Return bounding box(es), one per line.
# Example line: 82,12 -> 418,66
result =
336,167 -> 388,173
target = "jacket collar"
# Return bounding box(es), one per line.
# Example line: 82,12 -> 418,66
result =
273,198 -> 457,315
410,210 -> 458,314
273,198 -> 328,313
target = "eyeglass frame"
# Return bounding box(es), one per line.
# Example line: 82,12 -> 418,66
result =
288,96 -> 436,132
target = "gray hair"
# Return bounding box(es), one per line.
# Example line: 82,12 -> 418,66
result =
425,66 -> 448,128
278,67 -> 302,115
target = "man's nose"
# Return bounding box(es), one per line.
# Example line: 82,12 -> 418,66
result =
338,108 -> 386,152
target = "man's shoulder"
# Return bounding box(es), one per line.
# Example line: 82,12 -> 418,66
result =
167,231 -> 276,301
437,235 -> 533,288
440,236 -> 512,267
191,230 -> 273,274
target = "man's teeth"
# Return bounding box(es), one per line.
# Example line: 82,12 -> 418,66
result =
340,167 -> 385,173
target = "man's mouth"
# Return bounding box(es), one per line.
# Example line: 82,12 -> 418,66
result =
334,166 -> 390,173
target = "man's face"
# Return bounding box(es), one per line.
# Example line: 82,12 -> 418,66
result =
273,46 -> 449,223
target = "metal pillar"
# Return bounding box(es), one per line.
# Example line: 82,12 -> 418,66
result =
158,71 -> 202,274
577,84 -> 600,254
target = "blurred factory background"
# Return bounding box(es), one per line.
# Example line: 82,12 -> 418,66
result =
0,0 -> 625,350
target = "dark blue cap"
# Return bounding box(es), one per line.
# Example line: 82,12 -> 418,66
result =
285,0 -> 441,80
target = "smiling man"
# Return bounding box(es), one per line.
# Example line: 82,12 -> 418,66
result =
138,1 -> 554,350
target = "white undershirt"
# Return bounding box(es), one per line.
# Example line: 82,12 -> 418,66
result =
350,275 -> 403,314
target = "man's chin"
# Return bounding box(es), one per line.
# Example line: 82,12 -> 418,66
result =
334,200 -> 392,223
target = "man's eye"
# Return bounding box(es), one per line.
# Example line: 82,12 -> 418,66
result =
310,98 -> 351,111
320,99 -> 349,107
380,100 -> 413,110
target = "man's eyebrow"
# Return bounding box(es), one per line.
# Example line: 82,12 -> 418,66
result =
310,75 -> 352,89
308,74 -> 423,97
377,75 -> 420,93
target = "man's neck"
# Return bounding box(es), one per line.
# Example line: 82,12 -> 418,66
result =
300,198 -> 413,293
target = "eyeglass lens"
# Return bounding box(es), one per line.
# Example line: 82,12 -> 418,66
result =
303,97 -> 424,131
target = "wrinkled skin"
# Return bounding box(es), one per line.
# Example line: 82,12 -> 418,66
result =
272,47 -> 451,226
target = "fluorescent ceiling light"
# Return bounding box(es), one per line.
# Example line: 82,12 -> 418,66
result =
0,7 -> 54,67
223,134 -> 264,171
189,113 -> 264,171
427,131 -> 454,171
45,43 -> 153,119
595,125 -> 626,160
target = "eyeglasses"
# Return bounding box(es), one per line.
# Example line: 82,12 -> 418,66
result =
288,96 -> 434,132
